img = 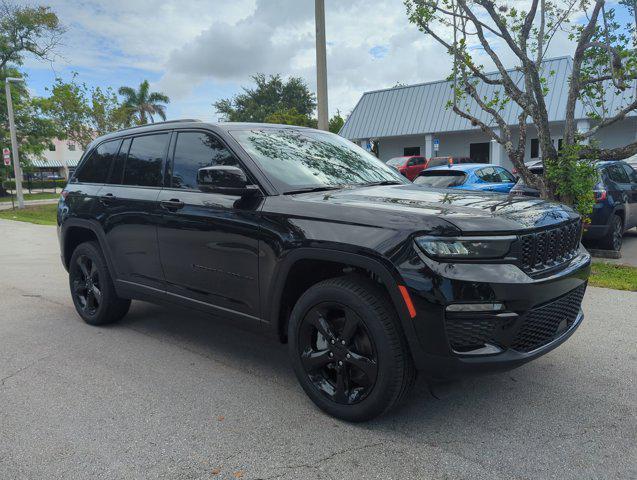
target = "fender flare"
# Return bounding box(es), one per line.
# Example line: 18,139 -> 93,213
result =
60,218 -> 119,280
266,247 -> 420,359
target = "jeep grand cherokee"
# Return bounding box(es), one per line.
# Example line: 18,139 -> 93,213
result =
58,120 -> 590,421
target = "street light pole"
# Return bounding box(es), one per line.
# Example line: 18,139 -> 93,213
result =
315,0 -> 329,131
5,77 -> 25,209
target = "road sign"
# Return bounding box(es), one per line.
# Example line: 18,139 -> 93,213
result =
433,138 -> 440,152
2,147 -> 10,166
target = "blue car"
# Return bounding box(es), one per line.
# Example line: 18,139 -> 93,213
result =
413,163 -> 516,193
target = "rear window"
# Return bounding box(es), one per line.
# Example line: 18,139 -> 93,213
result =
122,133 -> 169,187
452,157 -> 476,164
427,157 -> 450,168
414,171 -> 466,188
386,157 -> 406,167
75,140 -> 120,184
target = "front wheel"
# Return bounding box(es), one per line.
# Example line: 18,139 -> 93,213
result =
69,241 -> 131,325
288,275 -> 415,422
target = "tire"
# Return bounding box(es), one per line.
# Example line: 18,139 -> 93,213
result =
599,214 -> 623,251
68,241 -> 131,325
288,275 -> 415,422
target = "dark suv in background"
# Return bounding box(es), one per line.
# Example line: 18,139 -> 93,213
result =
58,120 -> 590,421
510,160 -> 637,250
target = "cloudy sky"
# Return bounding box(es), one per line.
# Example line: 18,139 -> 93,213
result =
17,0 -> 625,123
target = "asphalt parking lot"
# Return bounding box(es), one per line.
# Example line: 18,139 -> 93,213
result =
0,219 -> 635,480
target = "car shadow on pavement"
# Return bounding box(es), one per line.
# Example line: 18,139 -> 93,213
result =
113,299 -> 597,448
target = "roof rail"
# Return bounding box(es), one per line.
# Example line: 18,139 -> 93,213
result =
113,118 -> 202,134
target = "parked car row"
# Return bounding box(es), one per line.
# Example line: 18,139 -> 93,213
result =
386,155 -> 481,180
509,159 -> 637,250
404,156 -> 637,251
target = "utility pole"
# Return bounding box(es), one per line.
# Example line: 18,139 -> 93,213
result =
5,77 -> 25,209
315,0 -> 329,131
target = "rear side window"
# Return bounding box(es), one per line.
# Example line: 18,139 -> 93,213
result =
107,138 -> 130,184
621,163 -> 637,183
76,140 -> 120,184
171,131 -> 240,189
122,133 -> 169,187
606,164 -> 630,183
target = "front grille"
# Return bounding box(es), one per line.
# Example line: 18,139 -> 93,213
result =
511,284 -> 586,352
444,284 -> 587,354
519,219 -> 581,275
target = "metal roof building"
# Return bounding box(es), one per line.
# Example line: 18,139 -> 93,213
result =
340,56 -> 637,169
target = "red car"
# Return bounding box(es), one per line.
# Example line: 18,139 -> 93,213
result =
386,156 -> 427,180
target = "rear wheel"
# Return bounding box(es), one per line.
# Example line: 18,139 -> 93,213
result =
69,241 -> 131,325
288,275 -> 415,422
600,214 -> 623,251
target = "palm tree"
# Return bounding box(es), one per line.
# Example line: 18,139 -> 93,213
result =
118,80 -> 170,125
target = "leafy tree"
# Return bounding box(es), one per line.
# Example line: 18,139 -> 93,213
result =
0,2 -> 63,195
1,69 -> 57,195
41,75 -> 129,149
405,0 -> 637,214
214,74 -> 316,123
329,110 -> 345,134
264,107 -> 317,128
0,1 -> 65,71
118,80 -> 169,125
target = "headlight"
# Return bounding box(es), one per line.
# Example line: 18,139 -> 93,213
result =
415,235 -> 515,259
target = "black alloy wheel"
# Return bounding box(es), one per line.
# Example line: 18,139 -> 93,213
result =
288,275 -> 415,422
610,215 -> 623,251
69,241 -> 131,325
72,254 -> 102,316
298,302 -> 378,405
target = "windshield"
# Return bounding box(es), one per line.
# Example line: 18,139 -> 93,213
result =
428,157 -> 450,168
230,128 -> 407,192
413,171 -> 466,188
386,157 -> 407,167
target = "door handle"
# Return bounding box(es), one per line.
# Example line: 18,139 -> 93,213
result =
99,193 -> 115,205
160,198 -> 185,211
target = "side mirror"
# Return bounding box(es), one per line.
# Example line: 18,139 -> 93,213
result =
197,166 -> 259,196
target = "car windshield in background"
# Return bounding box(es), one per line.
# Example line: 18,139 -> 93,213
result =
414,171 -> 466,188
230,129 -> 406,192
386,157 -> 406,167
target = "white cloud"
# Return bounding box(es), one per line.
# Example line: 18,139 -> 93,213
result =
18,0 -> 586,121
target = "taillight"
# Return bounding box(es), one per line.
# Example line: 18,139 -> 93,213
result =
593,189 -> 607,202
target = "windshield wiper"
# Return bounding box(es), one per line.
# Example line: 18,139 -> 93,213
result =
283,186 -> 343,195
360,180 -> 403,187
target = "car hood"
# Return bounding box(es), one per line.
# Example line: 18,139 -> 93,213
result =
293,184 -> 578,233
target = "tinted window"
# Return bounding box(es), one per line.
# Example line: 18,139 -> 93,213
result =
414,171 -> 466,187
108,138 -> 130,184
76,140 -> 120,183
172,132 -> 240,189
122,134 -> 169,187
621,163 -> 637,183
606,164 -> 630,183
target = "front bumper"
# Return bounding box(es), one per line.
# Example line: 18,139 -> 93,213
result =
395,245 -> 591,379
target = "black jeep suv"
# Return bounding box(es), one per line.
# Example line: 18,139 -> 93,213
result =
58,120 -> 591,421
